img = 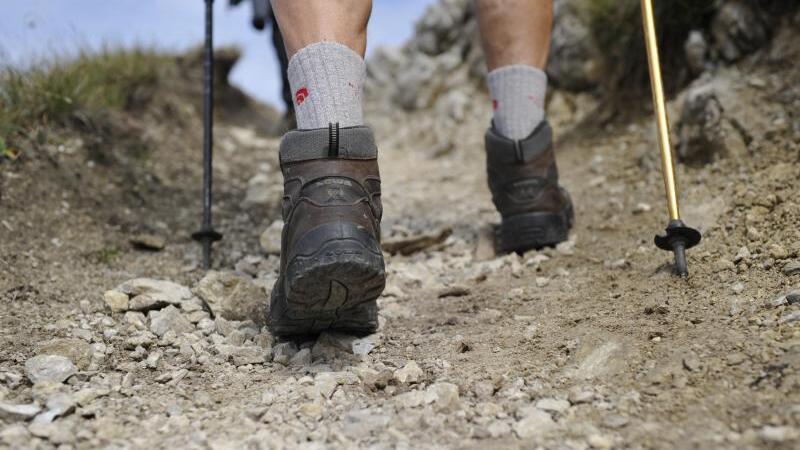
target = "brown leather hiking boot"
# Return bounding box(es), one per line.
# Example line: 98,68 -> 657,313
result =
268,124 -> 385,336
485,120 -> 574,253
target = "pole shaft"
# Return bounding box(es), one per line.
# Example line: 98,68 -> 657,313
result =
641,0 -> 680,221
203,0 -> 214,231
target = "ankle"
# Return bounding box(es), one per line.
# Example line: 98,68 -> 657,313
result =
487,65 -> 547,141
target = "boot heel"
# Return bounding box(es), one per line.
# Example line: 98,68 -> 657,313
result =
497,211 -> 571,254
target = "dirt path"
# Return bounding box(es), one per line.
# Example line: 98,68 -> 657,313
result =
2,30 -> 800,450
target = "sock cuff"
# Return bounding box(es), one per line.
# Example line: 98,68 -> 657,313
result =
487,65 -> 548,88
288,42 -> 365,76
286,41 -> 366,129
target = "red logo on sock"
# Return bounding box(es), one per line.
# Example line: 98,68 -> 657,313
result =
492,100 -> 499,111
295,87 -> 309,106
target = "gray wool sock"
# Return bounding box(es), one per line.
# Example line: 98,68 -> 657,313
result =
487,65 -> 548,141
287,42 -> 366,130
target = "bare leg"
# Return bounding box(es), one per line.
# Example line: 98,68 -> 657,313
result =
475,0 -> 553,70
475,1 -> 573,253
271,0 -> 372,58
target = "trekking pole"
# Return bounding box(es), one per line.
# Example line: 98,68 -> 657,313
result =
192,0 -> 223,270
640,0 -> 701,277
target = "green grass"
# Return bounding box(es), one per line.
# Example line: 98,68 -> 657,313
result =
580,0 -> 717,96
0,49 -> 169,150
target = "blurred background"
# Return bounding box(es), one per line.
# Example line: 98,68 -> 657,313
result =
0,0 -> 434,109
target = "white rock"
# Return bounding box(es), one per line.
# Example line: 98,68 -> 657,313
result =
148,305 -> 194,337
35,338 -> 92,370
424,382 -> 460,411
195,271 -> 266,323
33,393 -> 75,424
760,425 -> 798,442
342,409 -> 391,439
0,402 -> 41,421
25,355 -> 77,384
513,409 -> 557,439
103,290 -> 129,312
535,397 -> 570,413
394,361 -> 424,384
116,278 -> 192,310
394,390 -> 426,409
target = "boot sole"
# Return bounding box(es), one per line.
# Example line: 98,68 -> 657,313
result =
269,223 -> 385,336
496,203 -> 574,254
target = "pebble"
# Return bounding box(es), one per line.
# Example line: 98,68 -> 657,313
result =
769,244 -> 789,260
342,409 -> 391,439
394,361 -> 424,384
633,202 -> 652,214
588,434 -> 613,449
568,389 -> 596,405
513,409 -> 557,439
290,348 -> 312,366
778,311 -> 800,325
116,278 -> 193,308
103,290 -> 130,312
149,305 -> 194,337
0,402 -> 41,421
394,390 -> 426,409
734,246 -> 751,263
437,285 -> 471,298
726,352 -> 747,365
271,342 -> 298,365
535,277 -> 550,288
424,382 -> 460,411
195,271 -> 266,323
33,393 -> 75,424
217,345 -> 265,366
759,425 -> 798,442
129,233 -> 166,251
259,220 -> 284,255
782,260 -> 800,276
535,398 -> 570,413
25,355 -> 77,384
603,414 -> 630,429
715,258 -> 736,271
35,338 -> 92,370
28,421 -> 74,444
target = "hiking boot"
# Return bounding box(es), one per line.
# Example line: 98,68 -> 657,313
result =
485,120 -> 574,253
268,124 -> 385,336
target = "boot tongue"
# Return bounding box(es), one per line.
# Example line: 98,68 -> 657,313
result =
280,125 -> 378,164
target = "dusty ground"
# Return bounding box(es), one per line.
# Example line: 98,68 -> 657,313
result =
2,19 -> 800,450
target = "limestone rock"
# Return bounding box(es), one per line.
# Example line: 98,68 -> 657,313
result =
149,305 -> 194,337
394,361 -> 424,384
116,278 -> 193,311
424,382 -> 460,411
103,290 -> 129,312
35,338 -> 92,370
25,355 -> 77,384
195,270 -> 266,323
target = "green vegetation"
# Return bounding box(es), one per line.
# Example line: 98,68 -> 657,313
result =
0,49 -> 169,149
580,0 -> 717,96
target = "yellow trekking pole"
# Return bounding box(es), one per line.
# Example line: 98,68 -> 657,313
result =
641,0 -> 701,277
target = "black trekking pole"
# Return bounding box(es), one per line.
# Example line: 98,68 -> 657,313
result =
192,0 -> 223,270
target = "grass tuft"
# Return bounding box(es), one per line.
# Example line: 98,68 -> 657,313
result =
0,49 -> 170,148
580,0 -> 717,97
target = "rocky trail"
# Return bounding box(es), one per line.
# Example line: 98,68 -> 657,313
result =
2,1 -> 800,449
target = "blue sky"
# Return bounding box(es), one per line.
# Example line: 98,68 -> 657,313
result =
0,0 -> 433,109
